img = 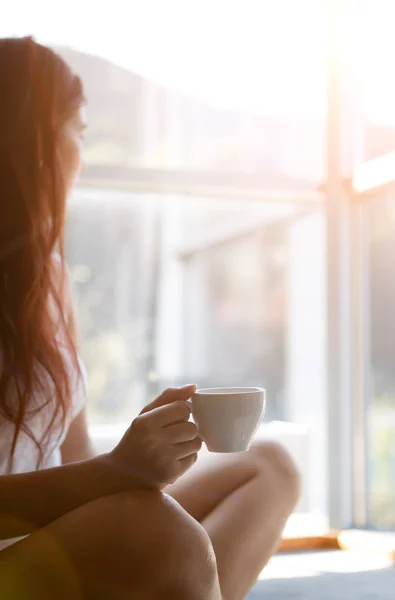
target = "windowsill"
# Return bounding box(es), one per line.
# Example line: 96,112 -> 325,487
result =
88,420 -> 309,453
283,513 -> 330,538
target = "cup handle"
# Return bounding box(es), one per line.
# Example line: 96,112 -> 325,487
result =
186,399 -> 193,419
186,400 -> 201,435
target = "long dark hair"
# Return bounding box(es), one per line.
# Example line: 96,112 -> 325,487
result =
0,37 -> 84,470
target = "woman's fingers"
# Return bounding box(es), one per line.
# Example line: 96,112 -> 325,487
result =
137,400 -> 191,428
164,421 -> 199,443
173,437 -> 203,459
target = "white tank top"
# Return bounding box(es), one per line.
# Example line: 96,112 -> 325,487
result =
0,347 -> 88,550
0,351 -> 87,475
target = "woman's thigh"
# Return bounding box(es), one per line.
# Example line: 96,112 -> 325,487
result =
0,490 -> 220,600
165,443 -> 266,521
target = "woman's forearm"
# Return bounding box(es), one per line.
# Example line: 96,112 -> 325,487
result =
0,454 -> 143,540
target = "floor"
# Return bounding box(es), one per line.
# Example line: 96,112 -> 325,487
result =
246,550 -> 395,599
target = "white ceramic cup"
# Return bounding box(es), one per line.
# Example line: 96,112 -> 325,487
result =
190,387 -> 266,453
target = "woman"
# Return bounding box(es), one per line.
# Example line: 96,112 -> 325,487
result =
0,37 -> 300,600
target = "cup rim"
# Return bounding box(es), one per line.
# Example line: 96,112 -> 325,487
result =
194,386 -> 265,396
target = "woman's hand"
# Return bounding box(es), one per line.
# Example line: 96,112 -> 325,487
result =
109,385 -> 202,490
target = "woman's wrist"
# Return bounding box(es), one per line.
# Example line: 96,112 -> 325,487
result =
96,452 -> 158,493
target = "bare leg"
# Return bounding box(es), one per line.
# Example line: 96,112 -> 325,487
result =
0,490 -> 222,600
166,440 -> 301,600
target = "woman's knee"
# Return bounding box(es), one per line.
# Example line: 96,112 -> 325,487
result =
249,440 -> 301,506
155,494 -> 219,598
58,489 -> 219,598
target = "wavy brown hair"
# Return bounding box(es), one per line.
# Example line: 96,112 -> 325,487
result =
0,37 -> 84,470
